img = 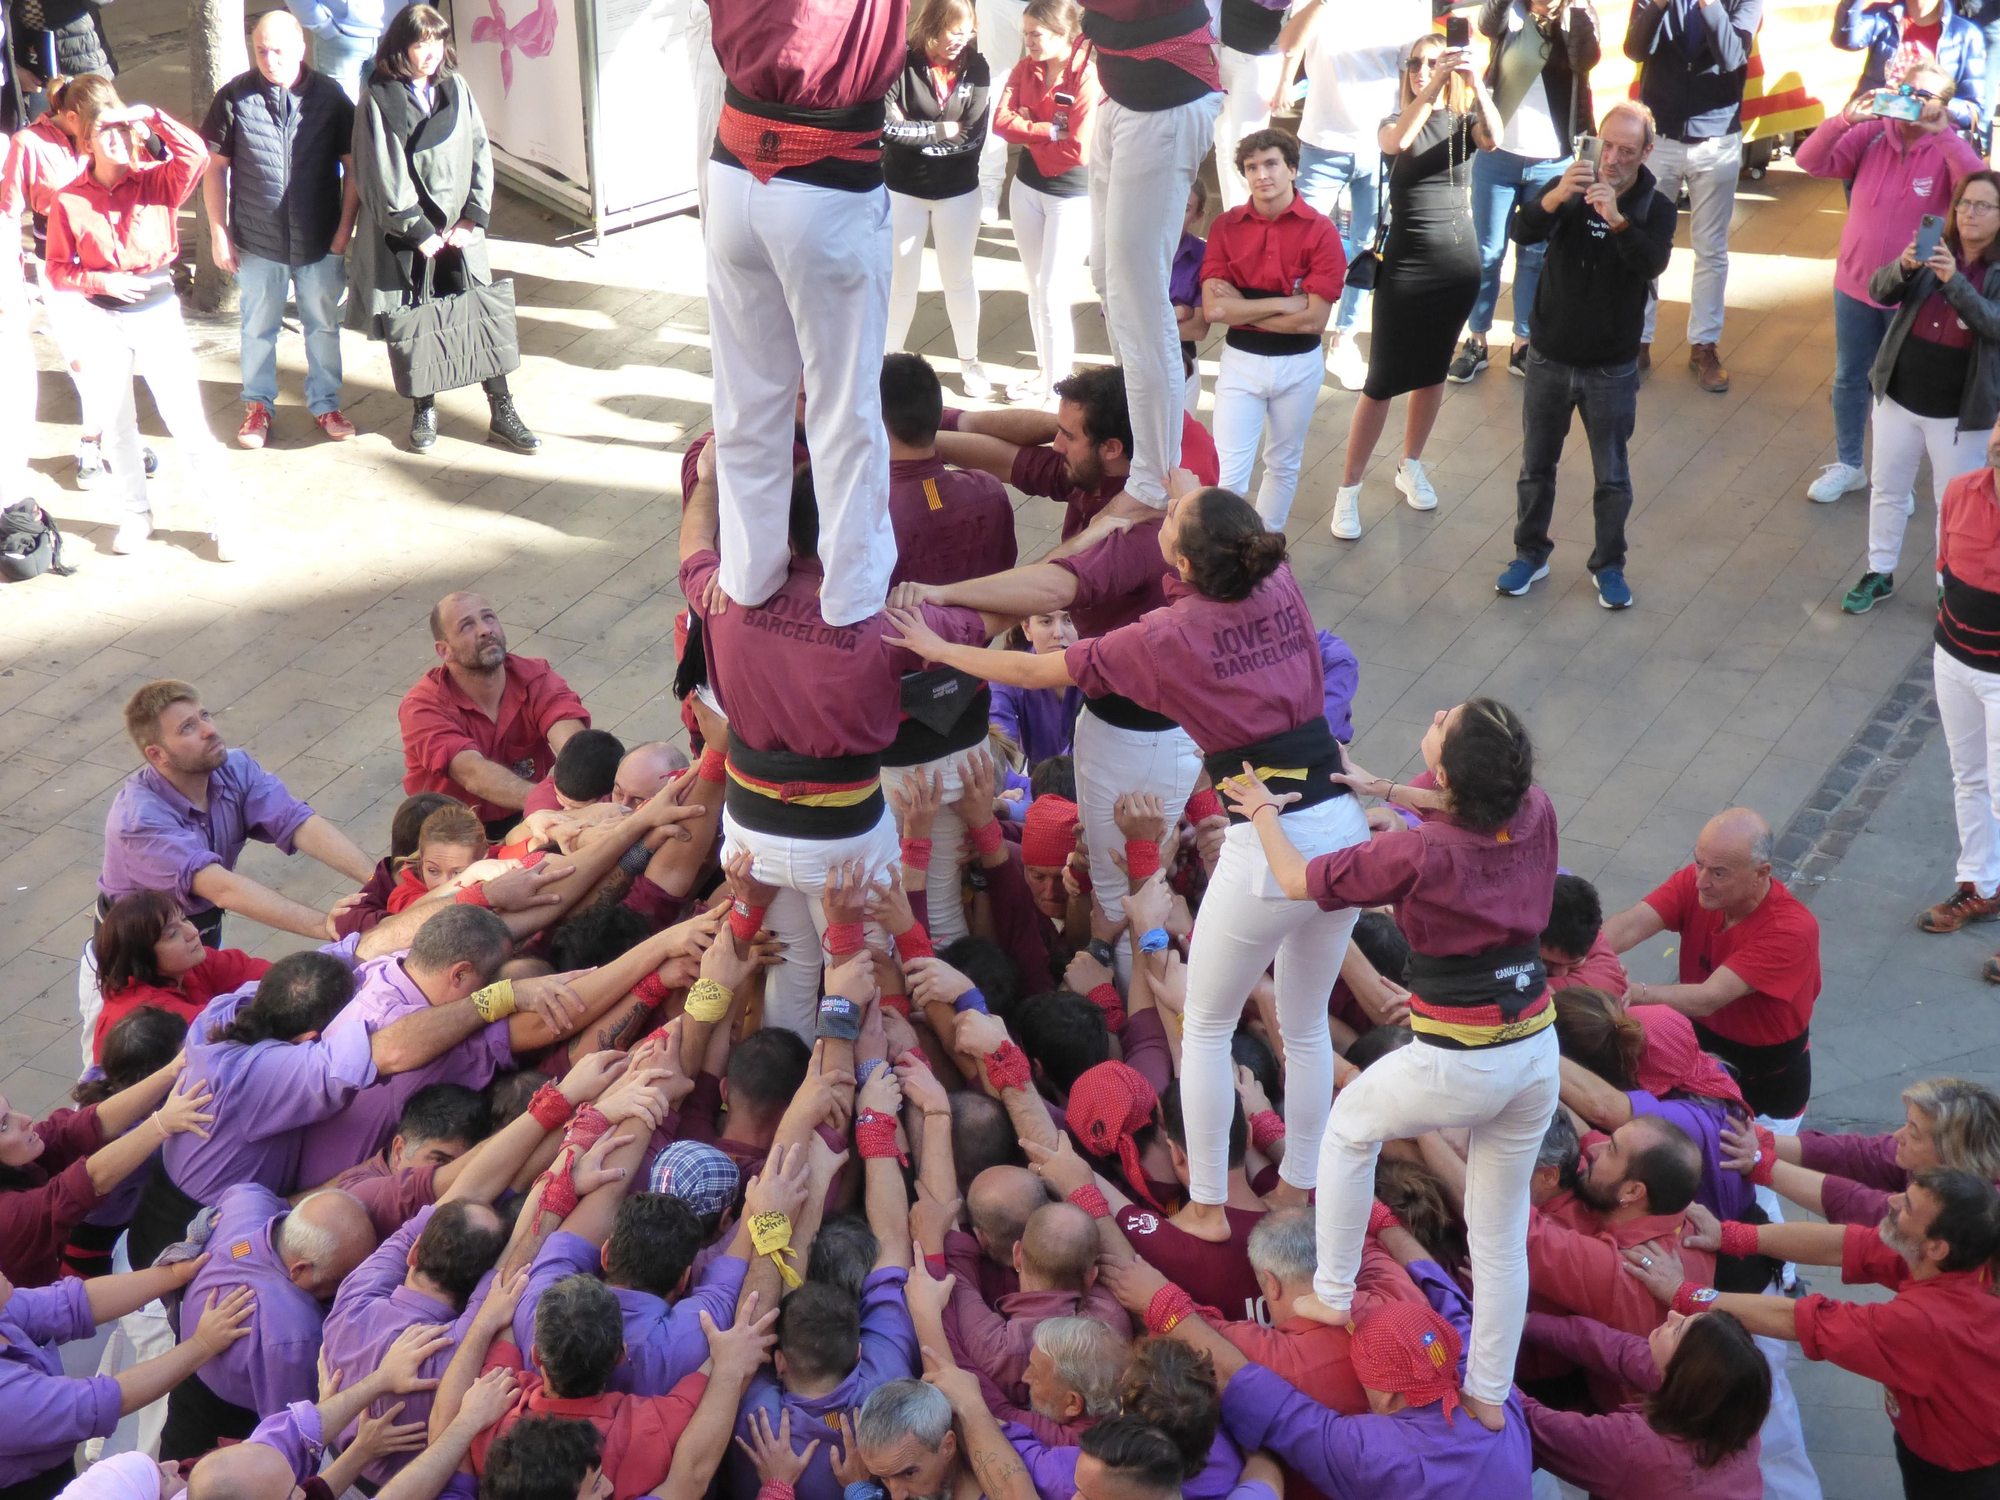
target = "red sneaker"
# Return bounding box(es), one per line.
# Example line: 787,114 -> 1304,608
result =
237,403 -> 270,449
315,410 -> 357,441
1917,883 -> 2000,933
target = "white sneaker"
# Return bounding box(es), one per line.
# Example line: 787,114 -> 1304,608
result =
1326,335 -> 1368,392
980,200 -> 1002,227
960,361 -> 995,400
211,525 -> 241,563
1007,372 -> 1048,404
1395,458 -> 1438,512
111,511 -> 152,554
1330,484 -> 1363,540
1806,461 -> 1866,504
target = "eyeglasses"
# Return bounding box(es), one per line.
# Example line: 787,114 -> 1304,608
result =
1909,88 -> 1940,102
1960,200 -> 2000,216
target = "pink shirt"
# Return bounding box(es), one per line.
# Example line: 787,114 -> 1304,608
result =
1794,114 -> 1984,306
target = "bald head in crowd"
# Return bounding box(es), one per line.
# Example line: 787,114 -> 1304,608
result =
278,1190 -> 377,1298
1693,807 -> 1773,921
614,741 -> 690,810
187,1439 -> 305,1500
1018,1202 -> 1101,1292
969,1165 -> 1051,1265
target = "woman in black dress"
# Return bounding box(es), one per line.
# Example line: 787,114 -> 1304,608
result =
1328,32 -> 1499,542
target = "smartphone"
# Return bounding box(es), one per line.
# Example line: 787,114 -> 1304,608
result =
1915,213 -> 1945,263
1576,134 -> 1604,176
1874,87 -> 1924,122
1445,12 -> 1471,47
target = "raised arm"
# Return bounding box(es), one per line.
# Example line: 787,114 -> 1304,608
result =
191,863 -> 345,941
293,814 -> 378,884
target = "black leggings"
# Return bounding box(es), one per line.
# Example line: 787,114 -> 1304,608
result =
415,374 -> 509,412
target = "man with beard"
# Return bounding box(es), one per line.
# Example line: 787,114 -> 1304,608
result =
101,679 -> 376,948
400,591 -> 593,838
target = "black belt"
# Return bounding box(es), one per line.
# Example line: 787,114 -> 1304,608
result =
724,731 -> 886,839
1202,719 -> 1348,823
1085,692 -> 1178,733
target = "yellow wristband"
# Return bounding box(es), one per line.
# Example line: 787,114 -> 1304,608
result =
471,980 -> 517,1023
683,977 -> 732,1024
750,1210 -> 804,1289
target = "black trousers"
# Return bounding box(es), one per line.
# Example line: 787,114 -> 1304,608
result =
126,1168 -> 203,1279
1898,1436 -> 2000,1499
0,1459 -> 77,1500
159,1372 -> 258,1462
415,374 -> 509,411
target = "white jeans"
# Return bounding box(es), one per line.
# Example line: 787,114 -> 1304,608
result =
76,297 -> 235,521
1756,1334 -> 1826,1500
687,0 -> 727,226
1936,644 -> 2000,898
705,160 -> 895,628
1011,181 -> 1094,385
1214,46 -> 1283,212
1866,395 -> 1982,576
1212,344 -> 1324,529
1090,92 -> 1222,508
977,0 -> 1027,213
1182,799 -> 1370,1203
1315,1024 -> 1561,1402
1071,708 -> 1202,932
1641,132 -> 1740,348
881,744 -> 991,947
38,281 -> 105,436
887,189 -> 984,361
721,806 -> 901,1038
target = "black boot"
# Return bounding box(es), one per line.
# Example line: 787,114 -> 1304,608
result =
487,394 -> 541,454
411,401 -> 437,452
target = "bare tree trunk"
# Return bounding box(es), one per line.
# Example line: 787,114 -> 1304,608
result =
188,0 -> 247,312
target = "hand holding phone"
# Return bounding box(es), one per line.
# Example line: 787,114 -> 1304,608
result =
1576,134 -> 1604,178
1445,12 -> 1470,47
1914,212 -> 1945,266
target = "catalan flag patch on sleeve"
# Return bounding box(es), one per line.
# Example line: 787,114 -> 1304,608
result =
230,1240 -> 252,1259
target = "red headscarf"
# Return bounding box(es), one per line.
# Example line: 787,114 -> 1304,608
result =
1066,1060 -> 1162,1209
1633,1006 -> 1745,1109
1021,795 -> 1080,868
1350,1301 -> 1464,1424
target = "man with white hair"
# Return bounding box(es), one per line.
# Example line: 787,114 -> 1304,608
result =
1007,1316 -> 1130,1445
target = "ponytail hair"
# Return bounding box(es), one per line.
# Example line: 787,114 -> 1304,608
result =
1553,986 -> 1644,1090
1437,697 -> 1534,832
1176,487 -> 1287,602
208,951 -> 355,1047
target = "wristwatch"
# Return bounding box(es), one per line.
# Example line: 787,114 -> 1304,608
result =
966,865 -> 989,891
1086,938 -> 1115,967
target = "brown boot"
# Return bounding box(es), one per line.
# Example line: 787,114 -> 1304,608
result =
1690,341 -> 1730,393
1918,882 -> 2000,932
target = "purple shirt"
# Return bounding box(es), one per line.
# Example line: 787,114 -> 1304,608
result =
1628,1091 -> 1755,1222
1170,230 -> 1206,309
1065,566 -> 1321,753
1318,630 -> 1357,743
888,456 -> 1019,588
516,1230 -> 748,1397
727,1268 -> 918,1500
293,956 -> 516,1188
245,1401 -> 327,1482
989,680 -> 1082,766
164,935 -> 377,1204
0,1279 -> 121,1486
99,750 -> 316,912
183,1184 -> 338,1416
1005,1424 -> 1244,1500
1220,1262 -> 1533,1500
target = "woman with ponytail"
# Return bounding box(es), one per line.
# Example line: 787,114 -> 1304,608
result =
1222,694 -> 1558,1432
886,481 -> 1372,1230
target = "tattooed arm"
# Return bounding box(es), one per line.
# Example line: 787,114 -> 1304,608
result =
921,1349 -> 1039,1500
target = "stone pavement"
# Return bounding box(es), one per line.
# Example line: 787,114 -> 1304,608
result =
0,21 -> 1989,1493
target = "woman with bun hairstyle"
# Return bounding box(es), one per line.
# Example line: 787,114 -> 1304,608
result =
1223,694 -> 1558,1433
885,481 -> 1371,1219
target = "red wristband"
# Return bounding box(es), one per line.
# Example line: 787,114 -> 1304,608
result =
528,1083 -> 574,1132
1749,1125 -> 1778,1187
759,1482 -> 797,1500
455,881 -> 491,908
565,1104 -> 611,1152
855,1109 -> 907,1164
698,747 -> 727,784
1144,1283 -> 1198,1335
634,972 -> 671,1006
895,925 -> 934,963
1671,1281 -> 1721,1315
1069,861 -> 1093,895
1185,788 -> 1223,824
537,1165 -> 579,1223
881,993 -> 912,1019
984,1040 -> 1032,1092
1251,1111 -> 1286,1154
1368,1200 -> 1403,1236
1123,840 -> 1161,882
968,819 -> 1004,857
823,921 -> 865,957
900,837 -> 933,872
1719,1221 -> 1761,1259
1067,1183 -> 1110,1220
729,900 -> 767,945
1087,982 -> 1126,1034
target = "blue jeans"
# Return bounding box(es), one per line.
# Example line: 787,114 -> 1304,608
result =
1833,289 -> 1896,470
1469,149 -> 1567,340
1297,143 -> 1376,335
238,251 -> 346,416
1983,17 -> 2000,129
311,29 -> 378,101
1514,348 -> 1638,573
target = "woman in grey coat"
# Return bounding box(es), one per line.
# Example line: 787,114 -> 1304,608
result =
1842,167 -> 2000,615
346,2 -> 538,453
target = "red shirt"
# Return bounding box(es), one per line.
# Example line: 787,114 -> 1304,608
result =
998,409 -> 1221,540
1544,933 -> 1629,996
1051,518 -> 1174,641
1198,194 -> 1347,304
1116,1204 -> 1265,1321
678,552 -> 989,759
94,947 -> 272,1062
522,776 -> 563,814
1940,466 -> 2000,595
0,116 -> 88,224
995,44 -> 1102,179
887,456 -> 1018,588
1065,565 -> 1321,753
398,656 -> 590,823
1795,1223 -> 2000,1472
384,867 -> 434,915
709,0 -> 908,111
46,110 -> 208,294
1641,866 -> 1821,1046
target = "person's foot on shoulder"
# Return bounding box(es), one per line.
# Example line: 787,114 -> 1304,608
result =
1509,341 -> 1529,377
1326,334 -> 1367,391
1460,1391 -> 1507,1433
315,410 -> 357,442
236,403 -> 270,449
1290,1293 -> 1353,1328
1172,1201 -> 1234,1243
1808,461 -> 1866,503
75,436 -> 109,490
1918,882 -> 2000,932
1330,483 -> 1363,540
111,510 -> 153,555
1446,338 -> 1487,383
1395,457 -> 1437,511
1690,341 -> 1730,393
1595,567 -> 1633,609
960,361 -> 995,400
487,395 -> 542,454
1841,570 -> 1893,614
411,403 -> 438,452
1636,342 -> 1651,374
1497,558 -> 1548,596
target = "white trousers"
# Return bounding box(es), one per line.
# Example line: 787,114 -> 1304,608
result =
1090,92 -> 1222,509
1071,709 -> 1202,935
977,0 -> 1028,213
1866,395 -> 1982,576
1214,46 -> 1283,212
1212,344 -> 1324,529
881,744 -> 992,948
75,297 -> 234,520
1315,1024 -> 1561,1402
687,0 -> 727,227
1182,800 -> 1370,1203
721,806 -> 901,1038
1641,132 -> 1740,347
1011,181 -> 1094,385
705,160 -> 896,627
887,189 -> 985,361
1936,644 -> 2000,898
1756,1334 -> 1826,1500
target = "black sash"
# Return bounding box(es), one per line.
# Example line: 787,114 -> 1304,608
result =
1406,944 -> 1547,1020
1085,691 -> 1179,732
1224,287 -> 1322,358
1202,719 -> 1348,823
724,731 -> 885,839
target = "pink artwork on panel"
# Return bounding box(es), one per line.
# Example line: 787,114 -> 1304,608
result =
471,0 -> 558,90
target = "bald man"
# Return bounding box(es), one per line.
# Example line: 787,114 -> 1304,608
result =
161,1185 -> 380,1461
201,10 -> 360,451
399,592 -> 592,836
613,741 -> 693,810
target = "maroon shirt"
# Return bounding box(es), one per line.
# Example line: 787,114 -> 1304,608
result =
1116,1203 -> 1266,1323
709,0 -> 908,110
0,1106 -> 105,1287
679,551 -> 990,759
333,859 -> 398,939
334,1162 -> 440,1240
1051,519 -> 1173,642
1000,409 -> 1221,541
1064,566 -> 1320,753
888,457 -> 1018,587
